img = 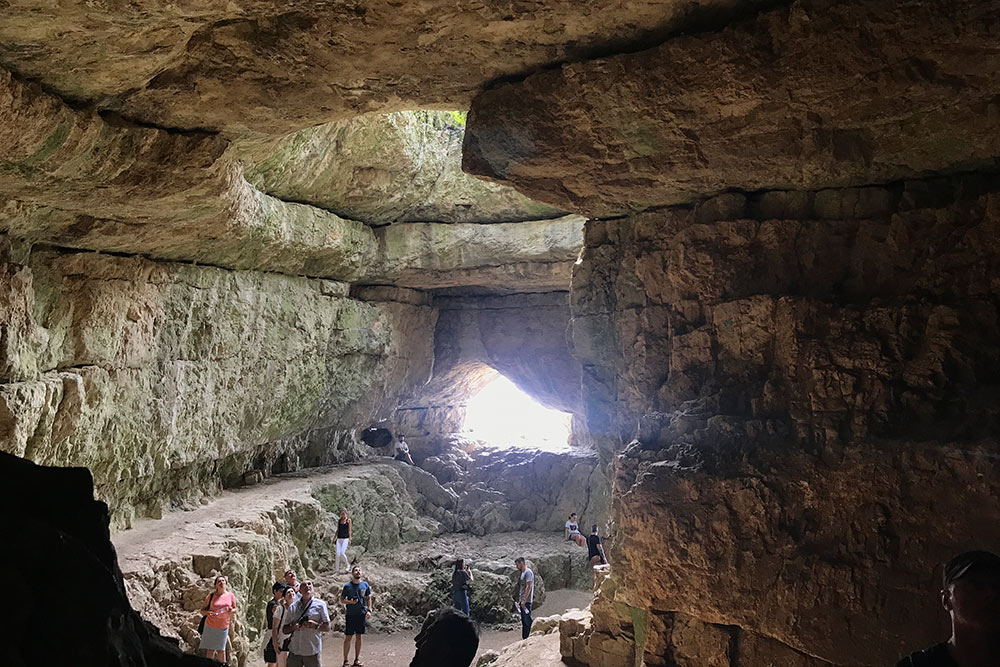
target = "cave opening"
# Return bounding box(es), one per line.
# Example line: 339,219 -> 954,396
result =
462,373 -> 573,452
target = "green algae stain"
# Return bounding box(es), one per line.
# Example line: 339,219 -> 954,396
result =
24,123 -> 71,166
613,601 -> 649,667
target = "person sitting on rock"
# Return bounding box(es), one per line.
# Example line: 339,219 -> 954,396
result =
410,606 -> 480,667
395,434 -> 415,465
565,512 -> 586,546
335,508 -> 352,573
451,559 -> 474,616
341,566 -> 373,667
587,524 -> 607,565
896,550 -> 1000,666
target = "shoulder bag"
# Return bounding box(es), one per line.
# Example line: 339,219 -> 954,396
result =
197,592 -> 216,635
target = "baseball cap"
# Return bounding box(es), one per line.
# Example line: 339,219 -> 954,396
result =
942,551 -> 1000,587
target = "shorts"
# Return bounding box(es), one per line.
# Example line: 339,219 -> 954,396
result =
198,625 -> 228,651
345,613 -> 367,635
287,652 -> 321,667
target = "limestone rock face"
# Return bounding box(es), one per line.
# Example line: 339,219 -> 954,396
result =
240,111 -> 565,224
0,247 -> 437,526
2,73 -> 578,290
571,175 -> 1000,665
0,0 -> 771,133
465,0 -> 1000,216
364,216 -> 584,293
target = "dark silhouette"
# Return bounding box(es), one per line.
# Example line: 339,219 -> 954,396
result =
410,607 -> 480,667
896,551 -> 1000,667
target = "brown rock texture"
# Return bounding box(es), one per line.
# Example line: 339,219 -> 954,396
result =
571,173 -> 1000,665
465,0 -> 1000,216
0,0 -> 772,133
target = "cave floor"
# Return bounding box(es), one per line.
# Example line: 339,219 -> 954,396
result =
111,462 -> 596,666
323,588 -> 592,667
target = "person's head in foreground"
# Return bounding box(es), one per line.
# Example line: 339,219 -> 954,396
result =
410,606 -> 480,667
896,550 -> 1000,667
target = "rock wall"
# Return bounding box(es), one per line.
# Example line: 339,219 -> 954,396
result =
465,0 -> 1000,216
571,174 -> 1000,665
0,0 -> 775,133
0,244 -> 437,526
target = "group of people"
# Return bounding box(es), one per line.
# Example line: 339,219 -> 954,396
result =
196,503 -> 606,667
564,512 -> 608,566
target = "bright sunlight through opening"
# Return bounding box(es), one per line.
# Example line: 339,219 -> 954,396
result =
463,374 -> 572,451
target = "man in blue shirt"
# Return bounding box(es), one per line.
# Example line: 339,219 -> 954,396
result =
515,557 -> 534,640
341,565 -> 373,666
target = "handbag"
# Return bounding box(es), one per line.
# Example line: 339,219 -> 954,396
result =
197,592 -> 216,635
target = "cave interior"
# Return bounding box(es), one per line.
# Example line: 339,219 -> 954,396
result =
1,0 -> 999,666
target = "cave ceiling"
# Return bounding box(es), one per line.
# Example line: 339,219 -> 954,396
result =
0,0 -> 774,134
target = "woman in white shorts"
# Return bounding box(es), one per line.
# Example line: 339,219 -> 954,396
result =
336,508 -> 352,573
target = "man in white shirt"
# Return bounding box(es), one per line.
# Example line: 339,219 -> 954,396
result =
284,580 -> 331,667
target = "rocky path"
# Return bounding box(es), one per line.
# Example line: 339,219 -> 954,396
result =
111,461 -> 596,666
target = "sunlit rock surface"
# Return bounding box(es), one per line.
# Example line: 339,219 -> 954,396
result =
465,0 -> 1000,216
364,216 -> 584,292
239,111 -> 565,224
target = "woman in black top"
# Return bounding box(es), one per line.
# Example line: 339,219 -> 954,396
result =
451,559 -> 474,616
336,508 -> 352,573
264,582 -> 287,666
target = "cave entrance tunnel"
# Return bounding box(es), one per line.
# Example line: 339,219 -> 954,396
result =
462,373 -> 573,451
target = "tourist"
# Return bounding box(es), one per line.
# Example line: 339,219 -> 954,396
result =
564,512 -> 586,546
896,550 -> 1000,666
285,569 -> 302,602
395,434 -> 414,465
514,557 -> 534,640
335,508 -> 352,573
410,606 -> 480,667
198,575 -> 237,662
285,580 -> 331,667
451,559 -> 474,616
265,582 -> 289,666
587,524 -> 607,565
271,584 -> 297,667
341,566 -> 373,667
